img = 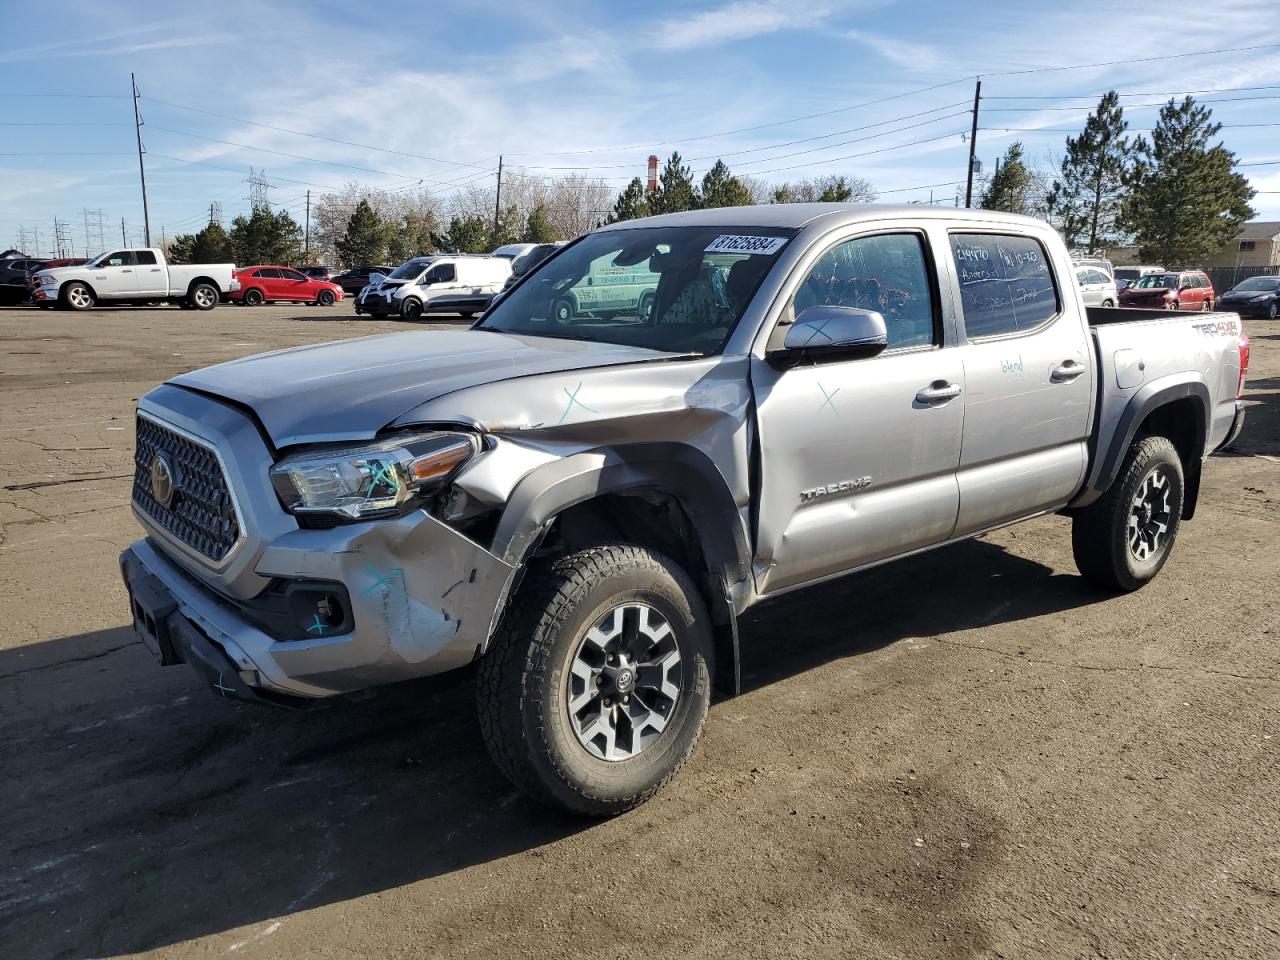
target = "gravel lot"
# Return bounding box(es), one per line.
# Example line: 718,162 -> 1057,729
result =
2,302 -> 1277,960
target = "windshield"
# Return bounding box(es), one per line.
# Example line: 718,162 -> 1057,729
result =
477,225 -> 793,354
387,258 -> 432,280
1233,277 -> 1280,292
1135,274 -> 1179,289
1113,268 -> 1140,281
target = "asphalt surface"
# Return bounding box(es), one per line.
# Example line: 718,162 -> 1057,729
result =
2,302 -> 1277,960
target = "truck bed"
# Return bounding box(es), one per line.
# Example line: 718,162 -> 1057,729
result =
1074,305 -> 1245,505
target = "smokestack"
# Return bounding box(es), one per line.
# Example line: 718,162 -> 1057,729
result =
646,155 -> 659,193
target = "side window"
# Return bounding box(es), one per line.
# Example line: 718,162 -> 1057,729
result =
135,251 -> 157,265
258,268 -> 281,279
950,233 -> 1059,338
791,232 -> 938,349
281,269 -> 307,281
426,263 -> 457,283
102,251 -> 134,267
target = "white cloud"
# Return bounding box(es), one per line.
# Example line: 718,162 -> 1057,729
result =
649,0 -> 835,51
846,29 -> 941,71
0,20 -> 225,64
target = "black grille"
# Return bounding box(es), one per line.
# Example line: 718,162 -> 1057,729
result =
133,417 -> 240,562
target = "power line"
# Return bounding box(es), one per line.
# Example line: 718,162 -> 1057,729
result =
979,41 -> 1280,76
983,83 -> 1280,100
747,130 -> 968,178
140,96 -> 493,171
983,94 -> 1280,112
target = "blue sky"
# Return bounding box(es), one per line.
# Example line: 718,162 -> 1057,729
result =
2,0 -> 1278,255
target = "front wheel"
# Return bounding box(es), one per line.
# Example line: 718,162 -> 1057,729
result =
1072,435 -> 1184,592
552,297 -> 574,324
400,298 -> 423,320
190,282 -> 219,311
1101,299 -> 1115,308
317,289 -> 336,306
1268,302 -> 1277,320
477,544 -> 713,816
62,282 -> 94,311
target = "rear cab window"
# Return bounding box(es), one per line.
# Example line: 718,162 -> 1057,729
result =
949,233 -> 1059,339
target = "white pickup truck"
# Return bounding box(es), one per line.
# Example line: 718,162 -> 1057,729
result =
34,248 -> 238,311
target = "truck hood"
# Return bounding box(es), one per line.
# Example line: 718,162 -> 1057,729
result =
169,329 -> 681,447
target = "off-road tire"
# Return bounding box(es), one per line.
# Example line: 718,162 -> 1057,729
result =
317,289 -> 336,306
477,544 -> 713,816
62,281 -> 94,311
1072,435 -> 1184,592
242,288 -> 265,307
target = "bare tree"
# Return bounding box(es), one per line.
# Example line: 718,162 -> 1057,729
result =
544,173 -> 613,239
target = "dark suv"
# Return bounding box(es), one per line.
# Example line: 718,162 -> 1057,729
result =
332,265 -> 393,296
0,258 -> 47,305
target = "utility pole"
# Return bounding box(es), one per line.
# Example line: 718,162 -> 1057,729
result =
304,190 -> 310,257
210,202 -> 215,225
492,155 -> 503,242
121,218 -> 127,245
160,228 -> 167,254
131,72 -> 152,246
965,78 -> 982,209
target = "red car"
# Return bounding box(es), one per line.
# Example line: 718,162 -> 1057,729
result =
1118,269 -> 1214,311
229,265 -> 344,306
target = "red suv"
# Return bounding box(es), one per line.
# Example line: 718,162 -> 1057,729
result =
229,266 -> 344,306
1118,269 -> 1214,311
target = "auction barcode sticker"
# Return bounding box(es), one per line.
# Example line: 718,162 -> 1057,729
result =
704,234 -> 789,255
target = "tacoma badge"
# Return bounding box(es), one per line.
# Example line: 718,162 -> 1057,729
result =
800,477 -> 871,503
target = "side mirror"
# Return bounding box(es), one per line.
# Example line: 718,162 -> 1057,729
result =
768,305 -> 889,369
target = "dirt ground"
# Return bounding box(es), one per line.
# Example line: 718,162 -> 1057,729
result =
1,301 -> 1277,960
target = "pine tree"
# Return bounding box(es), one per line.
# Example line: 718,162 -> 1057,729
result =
432,216 -> 491,254
490,205 -> 523,248
230,207 -> 303,265
608,178 -> 651,223
699,160 -> 753,209
1047,92 -> 1133,253
386,210 -> 437,264
335,199 -> 387,267
166,233 -> 196,264
817,176 -> 857,202
192,222 -> 233,263
650,152 -> 697,215
522,204 -> 558,242
1123,96 -> 1256,265
980,142 -> 1033,215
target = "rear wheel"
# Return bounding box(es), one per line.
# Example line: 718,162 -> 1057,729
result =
638,290 -> 656,322
62,282 -> 94,311
190,282 -> 219,311
1101,299 -> 1115,308
242,288 -> 264,307
477,544 -> 713,816
317,289 -> 336,306
552,297 -> 574,324
1072,435 -> 1184,592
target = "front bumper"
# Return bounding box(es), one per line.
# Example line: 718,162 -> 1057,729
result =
120,508 -> 514,702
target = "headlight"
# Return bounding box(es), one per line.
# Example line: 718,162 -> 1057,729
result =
1250,294 -> 1271,302
269,431 -> 477,521
39,274 -> 57,285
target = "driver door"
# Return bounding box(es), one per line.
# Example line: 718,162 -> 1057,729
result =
91,251 -> 138,297
751,228 -> 964,595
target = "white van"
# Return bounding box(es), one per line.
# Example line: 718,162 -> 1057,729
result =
357,255 -> 511,320
553,249 -> 660,323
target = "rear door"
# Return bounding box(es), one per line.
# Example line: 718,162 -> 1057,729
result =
948,230 -> 1093,535
256,268 -> 283,300
751,225 -> 965,595
278,268 -> 311,301
134,250 -> 166,296
91,251 -> 138,297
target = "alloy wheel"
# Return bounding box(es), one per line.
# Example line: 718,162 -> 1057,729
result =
567,602 -> 682,762
1128,467 -> 1173,561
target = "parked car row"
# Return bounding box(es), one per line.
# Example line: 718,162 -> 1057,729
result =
0,256 -> 89,305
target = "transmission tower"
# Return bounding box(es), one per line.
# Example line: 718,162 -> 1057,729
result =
246,167 -> 272,211
210,200 -> 223,226
53,218 -> 73,257
81,208 -> 106,258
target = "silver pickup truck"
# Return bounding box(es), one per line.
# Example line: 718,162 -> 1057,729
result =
120,205 -> 1250,815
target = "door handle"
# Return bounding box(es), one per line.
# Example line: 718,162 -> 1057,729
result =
1051,360 -> 1086,382
121,269 -> 133,273
149,268 -> 161,272
916,381 -> 962,404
